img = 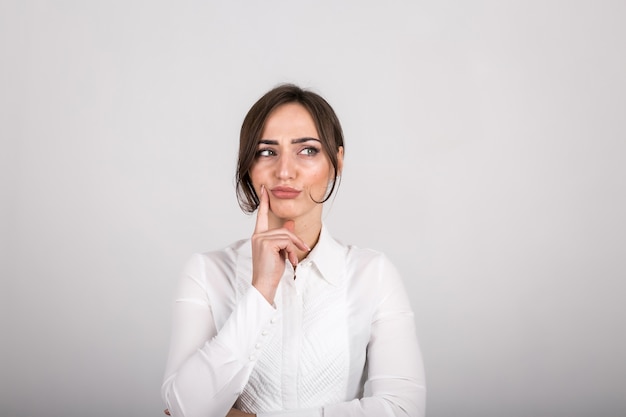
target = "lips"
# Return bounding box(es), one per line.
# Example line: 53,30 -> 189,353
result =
271,186 -> 301,199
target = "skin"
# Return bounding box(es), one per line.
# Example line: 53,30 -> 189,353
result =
226,408 -> 254,417
165,103 -> 343,417
228,104 -> 343,417
165,408 -> 254,416
249,102 -> 343,305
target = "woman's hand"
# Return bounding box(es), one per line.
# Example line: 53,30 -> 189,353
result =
226,408 -> 256,417
251,185 -> 309,304
165,407 -> 255,416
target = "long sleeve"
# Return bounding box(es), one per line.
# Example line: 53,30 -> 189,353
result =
161,255 -> 279,417
162,235 -> 426,417
258,255 -> 426,417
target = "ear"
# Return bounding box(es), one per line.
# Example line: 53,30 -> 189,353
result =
336,146 -> 344,177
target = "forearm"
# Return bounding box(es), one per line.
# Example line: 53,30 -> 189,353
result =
256,381 -> 425,417
163,288 -> 280,417
162,350 -> 251,417
322,378 -> 425,417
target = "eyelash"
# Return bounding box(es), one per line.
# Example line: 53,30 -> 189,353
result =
300,146 -> 320,156
256,148 -> 276,157
256,147 -> 321,158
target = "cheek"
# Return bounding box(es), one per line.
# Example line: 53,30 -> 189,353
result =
307,167 -> 333,192
248,165 -> 265,184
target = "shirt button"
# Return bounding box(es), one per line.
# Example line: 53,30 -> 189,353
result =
255,343 -> 261,349
261,330 -> 268,336
249,355 -> 256,361
270,317 -> 277,324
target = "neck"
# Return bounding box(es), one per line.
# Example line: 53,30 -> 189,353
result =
294,220 -> 322,262
269,216 -> 322,261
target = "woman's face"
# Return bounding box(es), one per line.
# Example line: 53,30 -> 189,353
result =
249,102 -> 343,227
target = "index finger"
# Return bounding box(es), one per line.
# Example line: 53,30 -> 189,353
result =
254,184 -> 269,233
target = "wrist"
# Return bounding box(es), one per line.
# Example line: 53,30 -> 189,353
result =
252,282 -> 276,305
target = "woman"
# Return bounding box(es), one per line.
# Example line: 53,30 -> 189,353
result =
161,84 -> 426,417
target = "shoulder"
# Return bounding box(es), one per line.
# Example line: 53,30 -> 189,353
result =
340,244 -> 416,320
180,238 -> 250,286
344,243 -> 400,278
321,227 -> 399,278
346,241 -> 408,291
338,243 -> 413,317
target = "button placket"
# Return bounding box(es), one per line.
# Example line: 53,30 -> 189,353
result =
294,262 -> 309,294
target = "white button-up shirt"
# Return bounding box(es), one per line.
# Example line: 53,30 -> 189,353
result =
161,225 -> 426,417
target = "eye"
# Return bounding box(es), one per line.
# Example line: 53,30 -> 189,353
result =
299,146 -> 320,156
256,148 -> 276,158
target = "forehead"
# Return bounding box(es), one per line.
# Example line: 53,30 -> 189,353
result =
261,103 -> 319,139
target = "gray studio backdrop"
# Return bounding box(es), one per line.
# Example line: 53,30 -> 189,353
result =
1,1 -> 625,417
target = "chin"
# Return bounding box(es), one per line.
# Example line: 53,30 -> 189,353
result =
269,201 -> 308,220
271,207 -> 302,221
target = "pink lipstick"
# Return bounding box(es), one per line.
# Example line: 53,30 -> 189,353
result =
271,186 -> 301,199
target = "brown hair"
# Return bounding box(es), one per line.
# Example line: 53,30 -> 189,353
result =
236,83 -> 344,213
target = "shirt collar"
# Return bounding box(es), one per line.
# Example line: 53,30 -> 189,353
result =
236,223 -> 347,286
304,223 -> 347,286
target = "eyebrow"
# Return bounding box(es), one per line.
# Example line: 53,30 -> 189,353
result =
259,137 -> 321,145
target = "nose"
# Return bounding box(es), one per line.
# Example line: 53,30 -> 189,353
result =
276,152 -> 295,180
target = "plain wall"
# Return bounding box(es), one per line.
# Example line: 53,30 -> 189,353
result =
1,1 -> 625,416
